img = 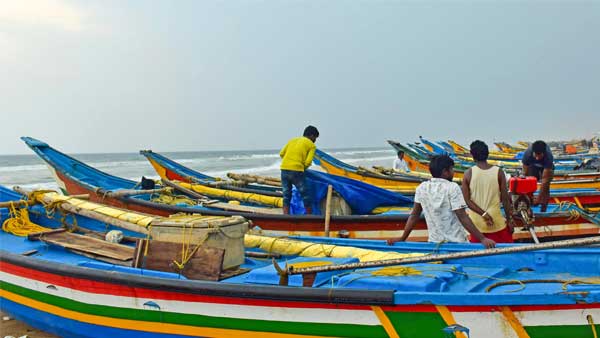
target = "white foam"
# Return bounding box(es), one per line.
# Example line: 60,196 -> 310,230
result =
206,161 -> 282,178
8,181 -> 60,191
330,149 -> 392,156
90,160 -> 149,169
343,155 -> 397,164
0,164 -> 48,172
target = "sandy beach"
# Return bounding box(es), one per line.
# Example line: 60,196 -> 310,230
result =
0,311 -> 57,338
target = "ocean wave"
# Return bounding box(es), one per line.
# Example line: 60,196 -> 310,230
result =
90,160 -> 149,169
0,164 -> 48,172
205,161 -> 282,178
7,181 -> 60,191
343,155 -> 397,164
330,149 -> 392,156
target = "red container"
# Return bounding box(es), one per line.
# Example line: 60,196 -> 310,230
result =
509,176 -> 538,194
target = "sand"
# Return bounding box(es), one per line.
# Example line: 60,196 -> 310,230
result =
0,311 -> 57,338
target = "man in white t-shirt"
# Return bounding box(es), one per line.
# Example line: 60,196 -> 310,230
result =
393,151 -> 410,173
387,155 -> 496,248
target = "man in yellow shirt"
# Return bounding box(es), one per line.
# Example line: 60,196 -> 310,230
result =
279,125 -> 319,214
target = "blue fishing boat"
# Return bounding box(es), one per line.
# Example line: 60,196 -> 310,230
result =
2,185 -> 600,337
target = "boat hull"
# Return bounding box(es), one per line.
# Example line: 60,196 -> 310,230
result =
2,254 -> 600,338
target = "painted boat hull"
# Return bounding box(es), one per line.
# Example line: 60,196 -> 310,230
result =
2,252 -> 600,338
2,182 -> 600,338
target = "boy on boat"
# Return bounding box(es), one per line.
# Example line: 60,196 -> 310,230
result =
522,140 -> 554,212
462,140 -> 515,243
387,155 -> 496,248
393,151 -> 410,173
279,125 -> 319,215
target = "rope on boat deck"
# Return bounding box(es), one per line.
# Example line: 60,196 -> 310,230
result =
485,278 -> 600,293
170,220 -> 210,272
2,202 -> 51,236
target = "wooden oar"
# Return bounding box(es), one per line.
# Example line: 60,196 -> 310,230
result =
284,235 -> 600,278
323,185 -> 333,237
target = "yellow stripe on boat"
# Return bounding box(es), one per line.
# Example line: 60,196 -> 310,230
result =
178,181 -> 283,208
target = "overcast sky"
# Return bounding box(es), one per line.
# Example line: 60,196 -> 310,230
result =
1,0 -> 599,155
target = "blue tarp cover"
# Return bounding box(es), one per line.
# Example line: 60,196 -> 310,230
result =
290,170 -> 413,215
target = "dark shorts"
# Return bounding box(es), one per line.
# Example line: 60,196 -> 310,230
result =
280,170 -> 311,207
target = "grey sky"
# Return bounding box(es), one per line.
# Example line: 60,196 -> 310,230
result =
1,0 -> 599,155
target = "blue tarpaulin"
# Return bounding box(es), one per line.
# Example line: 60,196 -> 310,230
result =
290,170 -> 413,215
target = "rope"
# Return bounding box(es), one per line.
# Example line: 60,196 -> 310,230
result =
2,202 -> 52,236
151,193 -> 196,206
171,221 -> 209,272
485,278 -> 600,293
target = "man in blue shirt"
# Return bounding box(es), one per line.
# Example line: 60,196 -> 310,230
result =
522,140 -> 554,212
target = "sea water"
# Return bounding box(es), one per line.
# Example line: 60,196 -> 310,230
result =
0,148 -> 396,190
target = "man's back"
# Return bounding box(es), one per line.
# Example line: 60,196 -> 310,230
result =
415,178 -> 469,243
280,136 -> 316,172
467,166 -> 505,232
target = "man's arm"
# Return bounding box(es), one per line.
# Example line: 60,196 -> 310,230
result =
387,203 -> 422,244
279,143 -> 288,159
498,168 -> 515,232
304,146 -> 316,169
461,169 -> 493,227
522,164 -> 531,176
455,208 -> 496,248
536,167 -> 554,212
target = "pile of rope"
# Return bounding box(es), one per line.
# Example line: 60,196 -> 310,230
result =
2,202 -> 51,236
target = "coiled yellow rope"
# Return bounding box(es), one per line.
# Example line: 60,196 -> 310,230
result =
2,203 -> 51,236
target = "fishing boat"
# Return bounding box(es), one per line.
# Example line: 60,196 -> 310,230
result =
21,137 -> 600,241
2,185 -> 600,338
317,146 -> 600,194
421,137 -> 597,166
140,150 -> 283,197
21,137 -> 425,239
313,148 -> 426,193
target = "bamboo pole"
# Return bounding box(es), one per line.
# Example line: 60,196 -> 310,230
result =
226,173 -> 282,187
0,194 -> 89,209
100,188 -> 169,198
0,200 -> 35,208
13,186 -> 150,235
161,178 -> 209,200
323,185 -> 333,237
286,235 -> 600,276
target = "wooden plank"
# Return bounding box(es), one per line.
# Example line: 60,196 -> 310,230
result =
37,232 -> 134,261
181,247 -> 225,281
70,249 -> 132,266
133,239 -> 224,280
27,228 -> 68,240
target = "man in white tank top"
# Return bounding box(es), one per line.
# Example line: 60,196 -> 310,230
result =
462,140 -> 515,243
